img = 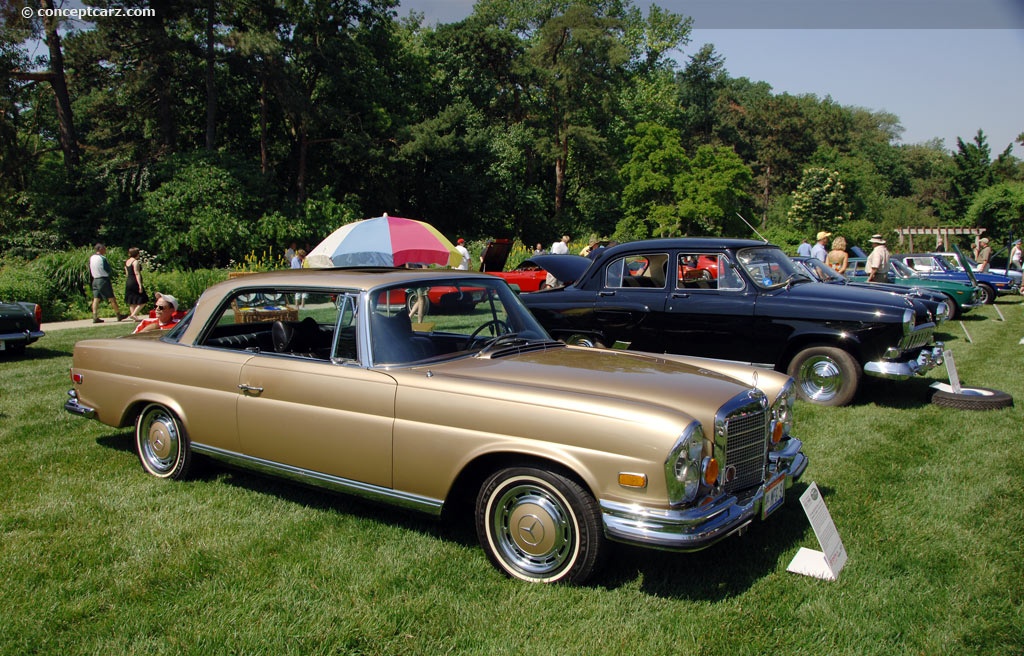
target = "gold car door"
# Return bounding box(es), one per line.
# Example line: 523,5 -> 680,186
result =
235,358 -> 397,487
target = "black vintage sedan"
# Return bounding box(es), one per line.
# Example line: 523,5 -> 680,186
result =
522,238 -> 945,406
0,299 -> 44,356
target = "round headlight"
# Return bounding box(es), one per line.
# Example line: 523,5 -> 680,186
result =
902,308 -> 915,334
666,423 -> 707,504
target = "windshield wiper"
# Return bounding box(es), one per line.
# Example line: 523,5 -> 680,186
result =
784,273 -> 811,289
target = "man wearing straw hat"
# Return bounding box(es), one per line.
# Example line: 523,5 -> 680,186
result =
865,234 -> 890,284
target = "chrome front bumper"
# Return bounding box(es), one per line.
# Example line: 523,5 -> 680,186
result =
864,342 -> 944,380
600,438 -> 808,552
64,389 -> 96,418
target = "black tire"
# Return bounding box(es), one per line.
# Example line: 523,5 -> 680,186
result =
565,334 -> 606,349
135,403 -> 192,479
941,294 -> 958,320
977,284 -> 996,305
787,346 -> 861,407
931,387 -> 1013,411
476,467 -> 606,584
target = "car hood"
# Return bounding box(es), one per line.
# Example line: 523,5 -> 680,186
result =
417,346 -> 760,424
769,280 -> 924,322
523,254 -> 592,286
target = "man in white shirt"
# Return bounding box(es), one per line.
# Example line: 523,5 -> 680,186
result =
89,243 -> 126,323
455,239 -> 470,270
550,235 -> 570,255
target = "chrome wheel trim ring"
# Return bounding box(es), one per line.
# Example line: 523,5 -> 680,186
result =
489,479 -> 576,579
139,408 -> 180,475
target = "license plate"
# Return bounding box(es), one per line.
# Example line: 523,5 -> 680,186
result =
0,340 -> 5,351
762,476 -> 785,519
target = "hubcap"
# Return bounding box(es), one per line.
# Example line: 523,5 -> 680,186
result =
491,481 -> 573,577
797,355 -> 843,402
140,409 -> 179,473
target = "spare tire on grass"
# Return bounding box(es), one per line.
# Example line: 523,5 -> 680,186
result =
931,386 -> 1014,411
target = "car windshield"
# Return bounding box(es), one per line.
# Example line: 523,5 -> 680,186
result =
890,258 -> 921,279
798,258 -> 845,282
738,247 -> 809,289
368,277 -> 555,366
938,254 -> 965,271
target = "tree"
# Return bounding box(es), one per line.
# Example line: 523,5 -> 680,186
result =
949,129 -> 994,221
526,3 -> 628,219
965,182 -> 1024,241
676,43 -> 726,146
619,124 -> 751,237
787,167 -> 850,234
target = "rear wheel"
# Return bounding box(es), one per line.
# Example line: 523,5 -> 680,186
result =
787,346 -> 861,407
476,467 -> 605,584
136,403 -> 192,479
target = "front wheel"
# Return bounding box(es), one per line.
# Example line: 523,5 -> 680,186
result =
476,467 -> 605,584
941,294 -> 959,320
136,403 -> 192,479
787,346 -> 861,407
976,284 -> 996,305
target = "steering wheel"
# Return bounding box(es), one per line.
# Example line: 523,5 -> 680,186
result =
464,319 -> 512,350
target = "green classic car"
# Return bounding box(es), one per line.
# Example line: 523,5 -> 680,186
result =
846,257 -> 980,319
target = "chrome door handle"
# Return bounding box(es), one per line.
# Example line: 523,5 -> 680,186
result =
238,384 -> 264,395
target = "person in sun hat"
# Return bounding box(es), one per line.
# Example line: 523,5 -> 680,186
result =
455,238 -> 470,270
810,231 -> 831,262
865,234 -> 890,284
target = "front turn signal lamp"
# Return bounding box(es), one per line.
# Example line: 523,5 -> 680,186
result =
701,457 -> 719,486
618,472 -> 648,489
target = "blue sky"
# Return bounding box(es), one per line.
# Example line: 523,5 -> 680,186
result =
397,0 -> 1024,157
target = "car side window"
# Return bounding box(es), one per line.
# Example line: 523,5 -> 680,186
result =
201,289 -> 340,361
605,254 -> 667,289
676,253 -> 742,291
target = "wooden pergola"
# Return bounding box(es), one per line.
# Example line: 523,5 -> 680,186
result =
894,227 -> 987,252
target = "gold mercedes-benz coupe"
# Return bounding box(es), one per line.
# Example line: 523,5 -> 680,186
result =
65,268 -> 807,584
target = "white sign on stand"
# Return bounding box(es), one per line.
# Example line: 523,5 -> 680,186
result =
787,482 -> 847,581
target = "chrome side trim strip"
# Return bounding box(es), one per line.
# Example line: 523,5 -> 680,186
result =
191,443 -> 445,516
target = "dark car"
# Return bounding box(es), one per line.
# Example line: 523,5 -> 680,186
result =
843,257 -> 980,319
895,251 -> 1015,304
522,239 -> 945,407
0,299 -> 44,355
791,256 -> 953,321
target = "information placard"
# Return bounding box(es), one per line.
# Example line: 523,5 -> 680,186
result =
787,482 -> 847,581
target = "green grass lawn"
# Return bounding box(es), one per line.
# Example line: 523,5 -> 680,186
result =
2,298 -> 1022,655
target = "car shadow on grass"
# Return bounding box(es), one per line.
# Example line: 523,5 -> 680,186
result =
857,376 -> 940,409
0,345 -> 69,362
94,430 -> 820,594
598,481 -> 820,598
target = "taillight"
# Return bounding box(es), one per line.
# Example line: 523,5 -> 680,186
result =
33,304 -> 42,329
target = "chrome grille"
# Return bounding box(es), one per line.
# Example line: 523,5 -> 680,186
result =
898,326 -> 935,353
718,392 -> 769,494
